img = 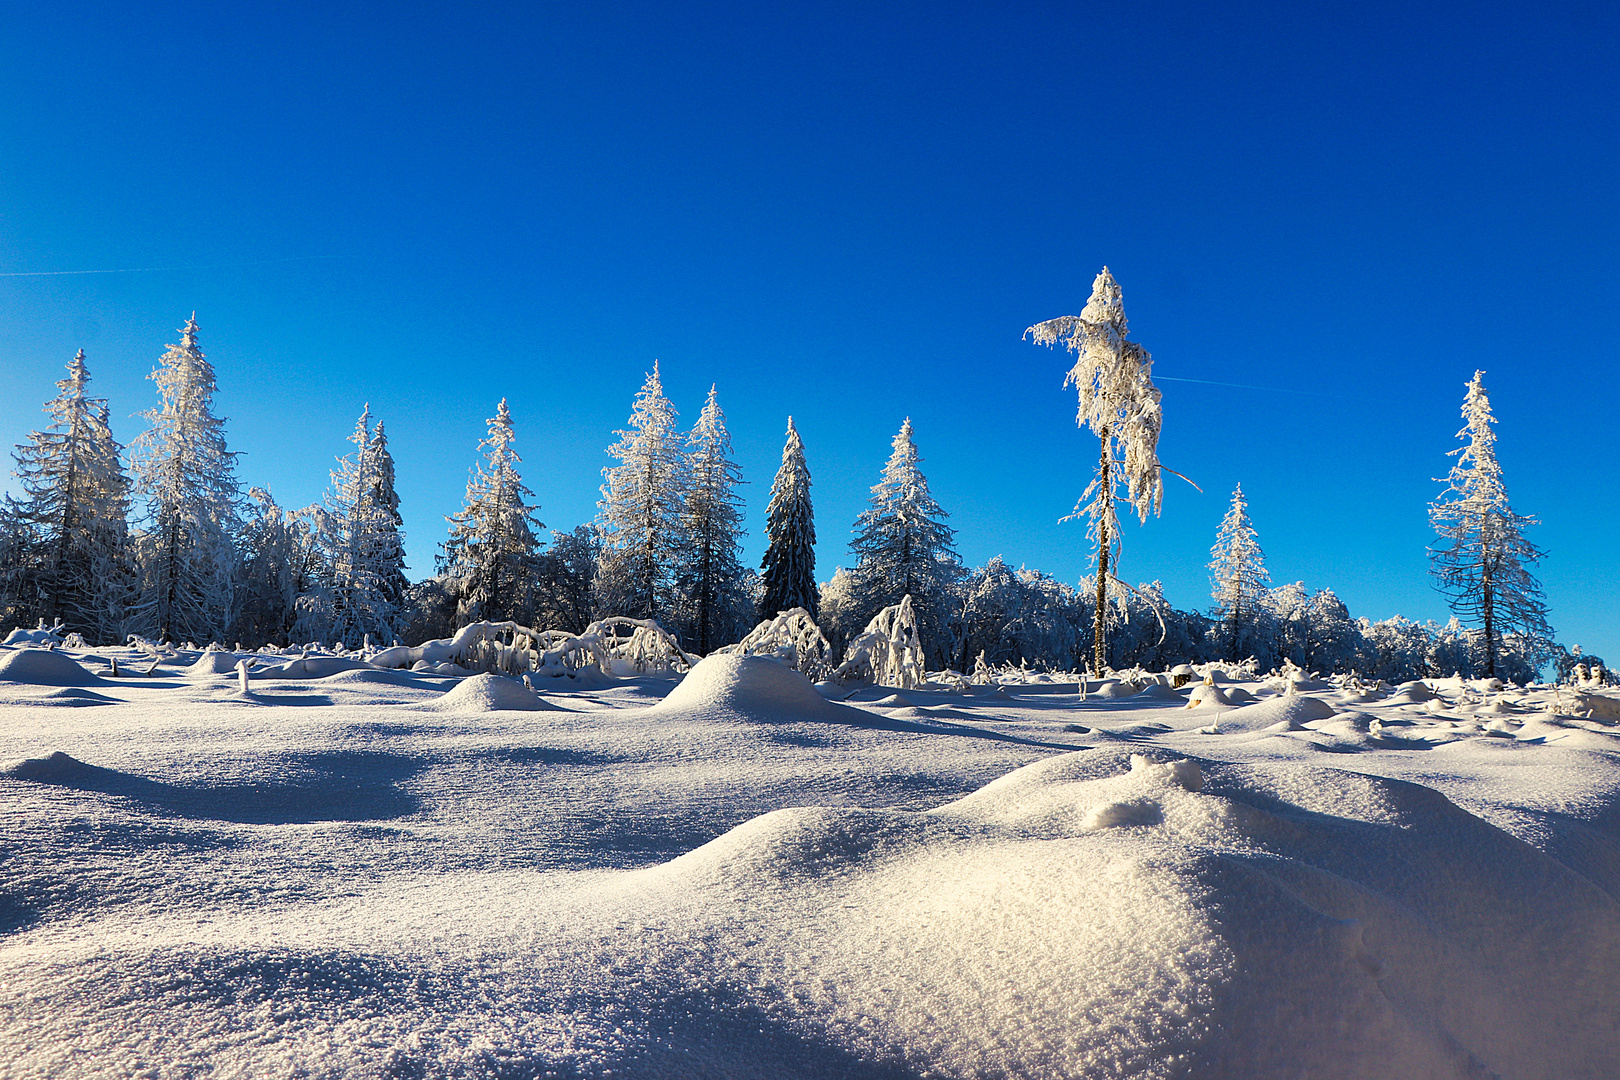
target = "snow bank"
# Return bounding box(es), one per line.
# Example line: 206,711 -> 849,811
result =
1201,694 -> 1339,733
253,656 -> 374,679
0,647 -> 102,686
185,650 -> 244,675
426,672 -> 561,712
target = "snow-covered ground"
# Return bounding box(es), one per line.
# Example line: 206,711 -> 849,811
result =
2,645 -> 1618,1079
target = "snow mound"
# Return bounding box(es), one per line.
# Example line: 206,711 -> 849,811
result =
653,654 -> 836,718
1133,682 -> 1186,701
3,750 -> 98,782
1575,691 -> 1620,723
2,627 -> 64,646
254,656 -> 374,679
1207,694 -> 1338,733
186,651 -> 245,675
1186,682 -> 1234,708
869,693 -> 915,708
0,648 -> 102,686
1085,679 -> 1140,699
316,668 -> 429,687
427,673 -> 561,712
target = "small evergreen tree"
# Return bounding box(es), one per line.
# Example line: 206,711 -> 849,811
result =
1429,370 -> 1552,678
758,417 -> 819,622
848,418 -> 962,667
440,399 -> 543,625
675,386 -> 749,653
1028,268 -> 1167,672
129,316 -> 242,644
1208,483 -> 1270,661
595,363 -> 686,624
234,488 -> 320,647
8,350 -> 132,642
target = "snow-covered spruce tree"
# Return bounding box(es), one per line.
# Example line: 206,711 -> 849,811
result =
758,416 -> 819,622
1208,483 -> 1270,661
8,350 -> 132,642
595,363 -> 686,625
848,418 -> 962,668
675,386 -> 749,654
129,317 -> 242,644
232,487 -> 320,647
303,407 -> 409,646
1428,370 -> 1553,678
1028,268 -> 1166,673
439,399 -> 543,626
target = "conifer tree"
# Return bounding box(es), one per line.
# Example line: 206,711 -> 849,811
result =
675,386 -> 748,654
848,418 -> 961,667
234,488 -> 320,646
1429,371 -> 1552,678
129,317 -> 242,643
758,417 -> 819,622
595,363 -> 686,624
1208,483 -> 1270,660
304,407 -> 409,645
8,350 -> 132,642
1028,267 -> 1166,673
440,399 -> 543,625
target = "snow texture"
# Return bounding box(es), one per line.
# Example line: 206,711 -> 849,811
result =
2,645 -> 1618,1079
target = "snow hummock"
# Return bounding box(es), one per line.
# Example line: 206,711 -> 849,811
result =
653,653 -> 839,719
0,647 -> 102,686
427,672 -> 561,712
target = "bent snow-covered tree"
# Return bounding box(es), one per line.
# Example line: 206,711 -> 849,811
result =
129,316 -> 242,644
595,363 -> 686,625
8,350 -> 131,642
440,399 -> 544,626
758,417 -> 819,622
1027,267 -> 1166,673
1429,371 -> 1552,679
1209,483 -> 1270,661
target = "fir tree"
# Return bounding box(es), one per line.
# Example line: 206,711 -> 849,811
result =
8,350 -> 132,642
440,399 -> 543,625
1208,483 -> 1270,660
234,488 -> 320,646
758,416 -> 819,622
595,363 -> 686,624
129,317 -> 242,643
848,418 -> 962,667
305,407 -> 409,645
675,386 -> 749,654
1028,268 -> 1166,672
1429,371 -> 1552,678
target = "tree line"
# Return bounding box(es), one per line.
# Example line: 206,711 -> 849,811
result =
0,291 -> 1573,683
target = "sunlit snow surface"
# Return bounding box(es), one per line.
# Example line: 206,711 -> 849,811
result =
3,649 -> 1618,1079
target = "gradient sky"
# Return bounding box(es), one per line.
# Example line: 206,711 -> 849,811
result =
2,1 -> 1616,663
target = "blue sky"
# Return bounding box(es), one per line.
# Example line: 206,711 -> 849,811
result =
2,1 -> 1616,662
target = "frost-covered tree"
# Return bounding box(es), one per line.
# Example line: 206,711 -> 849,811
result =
8,350 -> 132,642
1028,268 -> 1166,672
1429,371 -> 1552,678
674,386 -> 749,653
595,363 -> 686,624
129,316 -> 242,644
532,525 -> 600,632
758,416 -> 819,622
848,418 -> 962,667
439,399 -> 543,626
301,408 -> 409,645
1208,484 -> 1270,661
233,488 -> 320,647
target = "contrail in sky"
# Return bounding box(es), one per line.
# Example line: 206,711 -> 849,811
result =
0,254 -> 347,277
1155,374 -> 1334,398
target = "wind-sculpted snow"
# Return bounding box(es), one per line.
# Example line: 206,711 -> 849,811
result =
0,646 -> 103,686
2,651 -> 1619,1078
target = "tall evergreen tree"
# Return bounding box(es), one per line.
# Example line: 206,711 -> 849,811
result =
849,418 -> 962,667
1429,371 -> 1552,678
440,399 -> 543,625
1028,267 -> 1166,672
233,487 -> 320,647
8,350 -> 132,642
595,363 -> 686,624
758,416 -> 819,622
304,407 -> 409,645
1208,483 -> 1270,660
674,386 -> 749,653
129,317 -> 242,643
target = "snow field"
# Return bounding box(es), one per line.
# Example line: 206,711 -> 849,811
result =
2,646 -> 1620,1077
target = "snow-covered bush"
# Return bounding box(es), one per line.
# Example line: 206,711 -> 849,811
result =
718,607 -> 832,682
835,594 -> 926,689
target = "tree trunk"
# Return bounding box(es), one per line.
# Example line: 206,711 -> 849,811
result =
1092,429 -> 1111,675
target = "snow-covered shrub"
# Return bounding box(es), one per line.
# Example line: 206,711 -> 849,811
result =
835,594 -> 926,689
718,607 -> 833,682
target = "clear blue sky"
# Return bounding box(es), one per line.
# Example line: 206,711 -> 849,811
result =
2,1 -> 1616,663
